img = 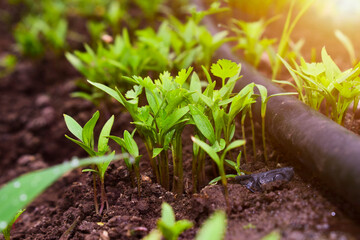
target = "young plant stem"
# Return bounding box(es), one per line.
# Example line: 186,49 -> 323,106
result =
99,177 -> 108,215
159,150 -> 170,190
249,107 -> 257,160
92,168 -> 99,215
241,116 -> 248,164
145,141 -> 160,184
219,166 -> 229,209
192,152 -> 198,193
172,130 -> 184,194
134,164 -> 141,196
197,149 -> 206,188
261,116 -> 269,163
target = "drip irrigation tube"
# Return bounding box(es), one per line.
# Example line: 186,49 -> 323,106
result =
195,0 -> 360,211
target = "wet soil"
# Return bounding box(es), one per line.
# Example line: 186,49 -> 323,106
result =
1,0 -> 360,239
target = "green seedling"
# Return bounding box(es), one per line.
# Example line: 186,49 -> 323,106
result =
108,130 -> 142,195
209,151 -> 245,185
271,0 -> 314,80
169,5 -> 232,70
192,136 -> 245,207
189,59 -> 257,191
89,68 -> 193,193
195,211 -> 227,240
0,154 -> 124,232
14,12 -> 68,57
335,30 -> 357,66
64,111 -> 115,214
1,209 -> 25,240
261,230 -> 281,240
157,202 -> 193,240
144,204 -> 226,240
189,59 -> 241,192
232,17 -> 278,68
256,85 -> 297,162
278,47 -> 360,125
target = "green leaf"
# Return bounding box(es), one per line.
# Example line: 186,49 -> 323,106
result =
189,104 -> 215,145
82,111 -> 99,149
63,114 -> 83,141
2,209 -> 25,240
223,140 -> 246,156
88,80 -> 125,105
161,106 -> 189,135
97,151 -> 115,180
195,211 -> 227,240
0,154 -> 126,231
98,115 -> 114,153
153,148 -> 163,158
209,174 -> 237,185
124,130 -> 139,157
210,59 -> 240,81
65,135 -> 96,157
191,136 -> 220,165
160,202 -> 175,226
143,230 -> 162,240
261,230 -> 281,240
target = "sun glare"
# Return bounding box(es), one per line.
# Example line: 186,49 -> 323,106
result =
316,0 -> 360,22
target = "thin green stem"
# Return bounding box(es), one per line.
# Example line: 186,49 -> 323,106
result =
159,150 -> 170,190
172,130 -> 184,195
241,116 -> 248,164
99,177 -> 108,215
249,106 -> 257,160
261,116 -> 269,163
92,169 -> 99,215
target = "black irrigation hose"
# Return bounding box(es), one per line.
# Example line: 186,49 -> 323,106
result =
194,0 -> 360,212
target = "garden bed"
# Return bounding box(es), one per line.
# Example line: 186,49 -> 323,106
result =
1,0 -> 360,239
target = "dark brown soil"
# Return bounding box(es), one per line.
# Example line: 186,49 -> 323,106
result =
1,1 -> 360,240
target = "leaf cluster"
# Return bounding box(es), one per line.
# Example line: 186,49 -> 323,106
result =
144,202 -> 227,240
278,47 -> 360,125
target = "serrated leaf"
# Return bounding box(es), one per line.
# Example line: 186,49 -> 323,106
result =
210,59 -> 240,80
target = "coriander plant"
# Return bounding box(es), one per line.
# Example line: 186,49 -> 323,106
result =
64,111 -> 115,214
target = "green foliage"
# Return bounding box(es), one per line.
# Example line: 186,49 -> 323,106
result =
1,209 -> 25,240
64,111 -> 115,214
232,17 -> 277,68
261,230 -> 281,240
278,47 -> 360,125
14,0 -> 68,57
144,203 -> 226,240
89,68 -> 193,192
271,0 -> 314,79
255,85 -> 297,162
157,203 -> 193,240
195,211 -> 227,240
192,136 -> 245,206
0,154 -> 123,231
